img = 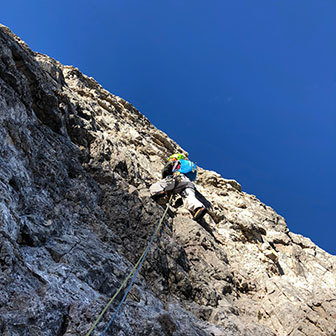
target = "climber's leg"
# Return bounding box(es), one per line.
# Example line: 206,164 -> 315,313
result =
181,188 -> 207,220
150,176 -> 176,204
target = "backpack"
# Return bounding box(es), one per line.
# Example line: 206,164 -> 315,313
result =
173,159 -> 197,181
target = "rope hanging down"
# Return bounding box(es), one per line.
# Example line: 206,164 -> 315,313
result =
85,194 -> 173,336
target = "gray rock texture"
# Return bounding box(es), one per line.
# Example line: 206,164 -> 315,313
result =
0,25 -> 335,336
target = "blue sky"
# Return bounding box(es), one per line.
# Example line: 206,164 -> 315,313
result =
2,1 -> 335,255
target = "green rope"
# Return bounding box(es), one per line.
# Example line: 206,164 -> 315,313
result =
85,194 -> 173,336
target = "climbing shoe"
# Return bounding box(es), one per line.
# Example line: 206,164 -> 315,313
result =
172,197 -> 183,208
193,207 -> 207,221
152,191 -> 168,205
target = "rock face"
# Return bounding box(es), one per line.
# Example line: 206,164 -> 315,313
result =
0,25 -> 335,336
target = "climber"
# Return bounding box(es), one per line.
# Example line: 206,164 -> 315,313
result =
150,153 -> 207,221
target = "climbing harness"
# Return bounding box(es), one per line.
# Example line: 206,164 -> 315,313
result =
85,194 -> 173,336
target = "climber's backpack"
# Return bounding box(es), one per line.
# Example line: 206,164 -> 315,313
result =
174,159 -> 197,181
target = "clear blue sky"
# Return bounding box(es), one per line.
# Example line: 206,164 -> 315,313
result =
2,1 -> 335,255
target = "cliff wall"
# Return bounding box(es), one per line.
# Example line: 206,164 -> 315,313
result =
0,25 -> 335,336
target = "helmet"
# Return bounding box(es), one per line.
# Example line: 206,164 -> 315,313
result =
168,153 -> 185,161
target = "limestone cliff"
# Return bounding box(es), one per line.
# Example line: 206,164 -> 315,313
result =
0,25 -> 335,336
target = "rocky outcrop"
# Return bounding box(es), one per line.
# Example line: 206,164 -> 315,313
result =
0,25 -> 335,336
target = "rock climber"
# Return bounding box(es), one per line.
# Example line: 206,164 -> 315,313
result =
150,153 -> 207,221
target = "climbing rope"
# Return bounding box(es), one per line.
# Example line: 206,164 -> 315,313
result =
85,194 -> 173,336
